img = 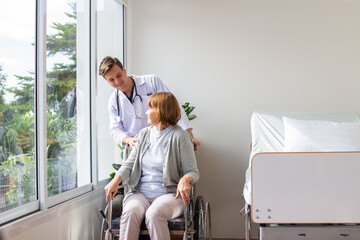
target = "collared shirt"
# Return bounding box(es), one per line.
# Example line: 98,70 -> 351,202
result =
135,126 -> 174,198
108,74 -> 192,145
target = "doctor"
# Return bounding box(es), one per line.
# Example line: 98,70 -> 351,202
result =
99,56 -> 200,150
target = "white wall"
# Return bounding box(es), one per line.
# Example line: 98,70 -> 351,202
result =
129,0 -> 360,238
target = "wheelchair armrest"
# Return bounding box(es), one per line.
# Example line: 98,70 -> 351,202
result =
107,193 -> 124,224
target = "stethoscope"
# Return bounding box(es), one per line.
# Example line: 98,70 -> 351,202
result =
115,77 -> 144,122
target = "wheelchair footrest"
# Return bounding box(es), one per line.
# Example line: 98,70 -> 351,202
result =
111,216 -> 185,231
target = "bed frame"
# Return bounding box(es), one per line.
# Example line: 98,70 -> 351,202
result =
243,111 -> 360,240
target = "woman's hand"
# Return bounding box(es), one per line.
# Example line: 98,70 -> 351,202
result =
175,176 -> 193,204
104,175 -> 122,202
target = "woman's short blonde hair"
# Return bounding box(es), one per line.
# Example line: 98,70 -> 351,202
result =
147,92 -> 181,126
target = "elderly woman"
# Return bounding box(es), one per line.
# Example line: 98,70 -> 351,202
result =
104,92 -> 199,240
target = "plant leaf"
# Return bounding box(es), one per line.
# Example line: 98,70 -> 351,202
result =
117,144 -> 123,151
188,115 -> 197,121
182,102 -> 189,108
187,106 -> 195,115
112,163 -> 121,170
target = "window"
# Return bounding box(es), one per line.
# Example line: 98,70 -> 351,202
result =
0,0 -> 37,219
0,0 -> 126,224
45,0 -> 91,201
96,0 -> 125,180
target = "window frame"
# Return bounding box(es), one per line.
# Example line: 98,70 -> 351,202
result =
0,0 -> 127,225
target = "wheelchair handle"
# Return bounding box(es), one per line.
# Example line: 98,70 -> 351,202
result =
100,209 -> 106,219
99,209 -> 110,226
99,192 -> 114,226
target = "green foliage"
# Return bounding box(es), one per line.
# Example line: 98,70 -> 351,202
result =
109,172 -> 116,179
6,112 -> 35,153
118,144 -> 123,160
47,63 -> 76,108
0,152 -> 36,206
110,144 -> 123,179
182,102 -> 197,121
46,3 -> 77,108
112,163 -> 121,171
109,145 -> 124,195
0,65 -> 7,107
47,153 -> 77,196
46,110 -> 77,197
6,74 -> 35,115
47,3 -> 76,58
47,23 -> 76,57
0,2 -> 79,207
0,129 -> 23,163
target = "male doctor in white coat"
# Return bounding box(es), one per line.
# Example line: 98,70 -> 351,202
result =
99,56 -> 200,150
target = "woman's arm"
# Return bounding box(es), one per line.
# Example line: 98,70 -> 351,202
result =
179,132 -> 200,183
175,129 -> 200,204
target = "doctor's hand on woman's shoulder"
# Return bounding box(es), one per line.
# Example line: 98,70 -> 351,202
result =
192,138 -> 200,150
185,129 -> 200,150
104,175 -> 122,203
122,134 -> 139,148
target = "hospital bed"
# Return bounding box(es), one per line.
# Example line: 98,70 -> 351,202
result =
242,111 -> 360,240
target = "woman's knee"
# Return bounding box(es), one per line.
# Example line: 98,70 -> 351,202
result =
122,195 -> 149,221
145,206 -> 167,224
123,202 -> 148,222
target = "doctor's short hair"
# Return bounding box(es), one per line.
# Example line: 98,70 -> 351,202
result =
99,56 -> 123,78
148,92 -> 181,126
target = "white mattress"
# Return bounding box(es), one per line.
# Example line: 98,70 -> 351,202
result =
243,111 -> 360,205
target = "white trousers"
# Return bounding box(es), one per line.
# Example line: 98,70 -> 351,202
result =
119,192 -> 184,240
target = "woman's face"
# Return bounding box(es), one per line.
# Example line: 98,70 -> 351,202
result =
146,107 -> 159,126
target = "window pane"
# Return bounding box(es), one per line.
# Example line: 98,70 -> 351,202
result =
0,0 -> 36,212
96,0 -> 125,180
46,0 -> 90,197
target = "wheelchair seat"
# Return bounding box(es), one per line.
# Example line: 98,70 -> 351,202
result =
100,191 -> 211,240
109,216 -> 186,235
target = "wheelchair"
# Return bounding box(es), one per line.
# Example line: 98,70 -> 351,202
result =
100,187 -> 211,240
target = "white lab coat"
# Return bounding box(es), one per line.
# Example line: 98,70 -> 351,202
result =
108,74 -> 192,145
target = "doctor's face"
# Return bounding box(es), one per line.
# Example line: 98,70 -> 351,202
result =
104,65 -> 131,92
146,107 -> 159,126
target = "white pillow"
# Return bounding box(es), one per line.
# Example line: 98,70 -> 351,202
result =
283,117 -> 360,152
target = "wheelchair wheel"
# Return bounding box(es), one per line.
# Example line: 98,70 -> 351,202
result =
194,196 -> 212,240
100,203 -> 110,240
100,194 -> 123,240
104,229 -> 112,240
205,201 -> 212,240
194,196 -> 205,240
187,197 -> 194,228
